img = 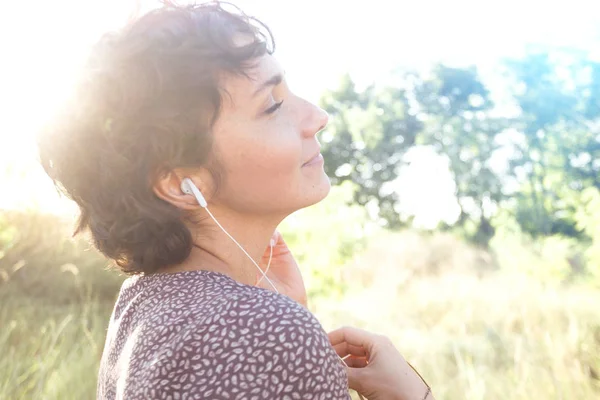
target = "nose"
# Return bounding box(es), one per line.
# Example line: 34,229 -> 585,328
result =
302,101 -> 329,138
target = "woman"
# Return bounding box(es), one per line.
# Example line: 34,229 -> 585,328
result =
38,2 -> 434,399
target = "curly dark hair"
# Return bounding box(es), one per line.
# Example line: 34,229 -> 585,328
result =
38,1 -> 274,275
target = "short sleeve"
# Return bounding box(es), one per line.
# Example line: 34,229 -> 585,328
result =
135,291 -> 351,400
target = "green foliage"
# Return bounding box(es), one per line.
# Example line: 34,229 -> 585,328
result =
319,74 -> 421,228
414,65 -> 506,246
495,234 -> 578,284
0,210 -> 124,305
576,187 -> 600,284
504,50 -> 600,237
0,210 -> 117,400
491,209 -> 584,285
280,182 -> 371,302
319,48 -> 600,252
0,297 -> 112,400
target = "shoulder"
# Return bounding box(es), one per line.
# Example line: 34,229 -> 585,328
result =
137,289 -> 350,399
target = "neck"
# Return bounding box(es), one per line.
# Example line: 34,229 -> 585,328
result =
160,206 -> 284,286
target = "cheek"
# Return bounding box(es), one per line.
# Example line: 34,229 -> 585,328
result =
221,127 -> 301,198
243,143 -> 299,183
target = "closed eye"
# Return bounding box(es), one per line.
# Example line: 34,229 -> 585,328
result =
265,100 -> 284,114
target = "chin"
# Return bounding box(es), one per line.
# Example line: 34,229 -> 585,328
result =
275,172 -> 331,216
300,173 -> 331,209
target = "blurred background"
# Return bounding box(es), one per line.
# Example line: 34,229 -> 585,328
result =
1,0 -> 600,399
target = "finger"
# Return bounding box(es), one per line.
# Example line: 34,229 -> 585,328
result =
266,231 -> 291,256
328,326 -> 378,353
270,230 -> 284,246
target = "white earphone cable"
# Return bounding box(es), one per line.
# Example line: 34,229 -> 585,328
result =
182,180 -> 364,398
256,242 -> 273,286
203,206 -> 279,293
207,205 -> 363,398
204,199 -> 364,399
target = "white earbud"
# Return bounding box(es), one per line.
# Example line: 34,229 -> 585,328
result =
180,177 -> 278,293
180,178 -> 207,208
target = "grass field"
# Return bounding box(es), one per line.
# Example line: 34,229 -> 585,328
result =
1,209 -> 599,399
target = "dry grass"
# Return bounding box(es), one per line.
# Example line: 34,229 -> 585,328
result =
317,231 -> 600,400
1,210 -> 599,399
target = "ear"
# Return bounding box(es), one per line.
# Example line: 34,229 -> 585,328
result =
153,169 -> 213,211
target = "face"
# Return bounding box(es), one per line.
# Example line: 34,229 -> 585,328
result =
207,54 -> 330,217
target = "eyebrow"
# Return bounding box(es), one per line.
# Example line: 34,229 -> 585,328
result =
251,72 -> 284,98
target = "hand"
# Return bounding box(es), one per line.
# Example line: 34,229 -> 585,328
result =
328,326 -> 434,400
256,231 -> 308,308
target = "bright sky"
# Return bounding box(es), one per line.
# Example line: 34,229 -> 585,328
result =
1,0 -> 599,226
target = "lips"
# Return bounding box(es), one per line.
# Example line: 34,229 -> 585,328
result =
302,150 -> 322,166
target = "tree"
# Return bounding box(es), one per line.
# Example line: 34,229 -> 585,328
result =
414,65 -> 506,246
504,50 -> 596,237
319,74 -> 422,227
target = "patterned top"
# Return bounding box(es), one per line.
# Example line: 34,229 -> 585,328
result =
97,269 -> 350,399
